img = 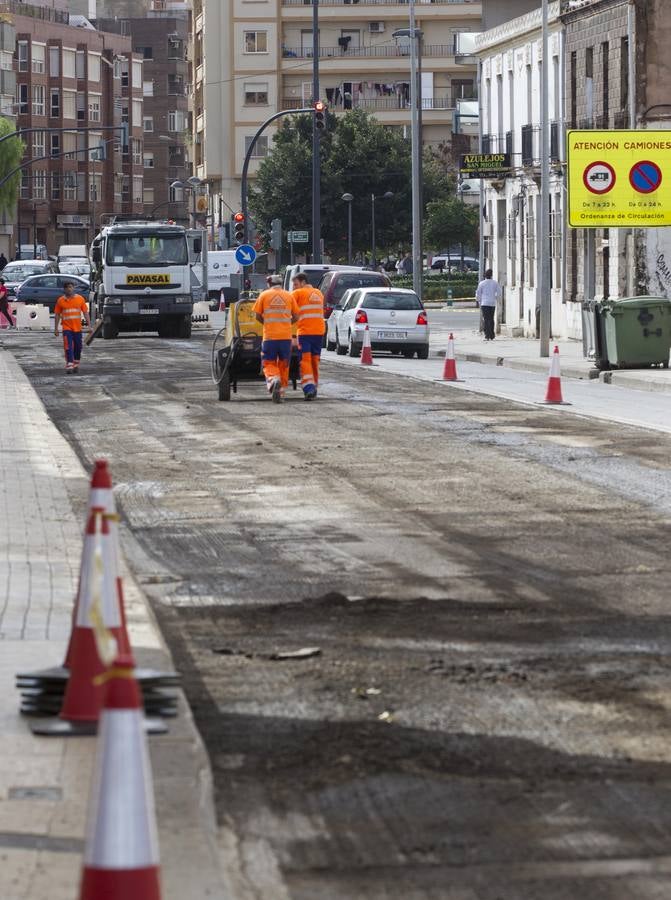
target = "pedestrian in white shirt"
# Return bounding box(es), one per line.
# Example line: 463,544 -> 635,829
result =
476,269 -> 501,341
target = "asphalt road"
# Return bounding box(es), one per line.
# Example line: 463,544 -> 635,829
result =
8,330 -> 671,900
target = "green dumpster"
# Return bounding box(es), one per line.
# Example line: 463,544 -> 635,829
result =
597,296 -> 671,369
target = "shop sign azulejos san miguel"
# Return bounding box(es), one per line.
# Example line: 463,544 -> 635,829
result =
459,153 -> 511,179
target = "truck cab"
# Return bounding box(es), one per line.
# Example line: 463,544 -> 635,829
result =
90,222 -> 194,339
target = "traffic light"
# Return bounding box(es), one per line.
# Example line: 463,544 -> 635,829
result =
270,217 -> 282,251
314,100 -> 326,130
233,212 -> 245,244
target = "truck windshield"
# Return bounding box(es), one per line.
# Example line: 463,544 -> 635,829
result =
106,234 -> 188,267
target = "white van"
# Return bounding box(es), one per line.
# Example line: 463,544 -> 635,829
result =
17,243 -> 49,261
206,250 -> 242,300
57,244 -> 88,264
283,263 -> 368,292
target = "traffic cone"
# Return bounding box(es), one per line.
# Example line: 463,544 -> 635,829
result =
65,460 -> 131,668
544,345 -> 566,404
59,509 -> 126,724
442,333 -> 459,381
360,326 -> 373,365
219,289 -> 226,311
78,656 -> 161,900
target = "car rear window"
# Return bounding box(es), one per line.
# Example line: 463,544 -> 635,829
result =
362,292 -> 422,310
305,271 -> 327,287
333,273 -> 390,300
6,265 -> 43,279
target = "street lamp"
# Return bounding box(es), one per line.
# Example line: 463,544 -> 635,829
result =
341,192 -> 353,264
171,175 -> 202,228
371,191 -> 393,270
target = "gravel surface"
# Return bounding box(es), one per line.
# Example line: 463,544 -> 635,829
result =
7,331 -> 671,899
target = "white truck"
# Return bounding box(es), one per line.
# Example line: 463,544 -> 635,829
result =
89,221 -> 195,339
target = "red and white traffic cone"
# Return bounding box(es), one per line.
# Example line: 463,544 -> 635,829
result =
65,460 -> 131,669
60,510 -> 126,724
543,344 -> 565,404
219,289 -> 226,311
78,656 -> 161,900
360,326 -> 373,365
442,333 -> 460,381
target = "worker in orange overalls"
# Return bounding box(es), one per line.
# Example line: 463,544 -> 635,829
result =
291,273 -> 325,401
253,275 -> 299,403
54,280 -> 91,374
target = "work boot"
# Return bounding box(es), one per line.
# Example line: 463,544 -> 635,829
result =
73,366 -> 80,375
271,377 -> 282,404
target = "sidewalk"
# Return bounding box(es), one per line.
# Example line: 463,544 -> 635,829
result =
431,313 -> 671,395
0,349 -> 229,900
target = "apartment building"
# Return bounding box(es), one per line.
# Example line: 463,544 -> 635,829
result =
96,11 -> 192,223
10,1 -> 145,254
193,0 -> 481,220
476,2 -> 571,338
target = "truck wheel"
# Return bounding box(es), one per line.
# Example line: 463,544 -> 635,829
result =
178,316 -> 192,339
218,372 -> 231,401
102,319 -> 119,340
157,318 -> 175,338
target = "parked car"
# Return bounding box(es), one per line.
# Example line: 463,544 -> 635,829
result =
429,255 -> 479,274
282,263 -> 367,292
58,261 -> 91,283
2,260 -> 58,296
319,269 -> 392,334
327,287 -> 429,359
16,273 -> 90,312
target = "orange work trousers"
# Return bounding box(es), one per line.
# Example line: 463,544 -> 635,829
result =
298,334 -> 322,392
261,339 -> 291,388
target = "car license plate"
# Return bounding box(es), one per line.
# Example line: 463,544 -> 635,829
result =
140,308 -> 159,315
123,300 -> 139,314
377,331 -> 406,339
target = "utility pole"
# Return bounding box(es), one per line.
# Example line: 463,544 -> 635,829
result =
409,0 -> 422,298
539,0 -> 551,357
312,0 -> 321,263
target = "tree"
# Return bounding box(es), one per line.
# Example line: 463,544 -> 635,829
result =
249,109 -> 452,261
424,197 -> 479,261
0,118 -> 25,216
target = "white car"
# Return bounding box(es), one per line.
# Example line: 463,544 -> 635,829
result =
328,286 -> 429,359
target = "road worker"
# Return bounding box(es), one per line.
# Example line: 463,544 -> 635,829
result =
291,273 -> 325,401
253,274 -> 298,403
54,280 -> 91,375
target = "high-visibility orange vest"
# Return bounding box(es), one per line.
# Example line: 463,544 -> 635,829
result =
54,294 -> 88,332
253,289 -> 298,340
293,286 -> 325,336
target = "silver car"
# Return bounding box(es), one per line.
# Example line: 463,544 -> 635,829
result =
328,287 -> 429,359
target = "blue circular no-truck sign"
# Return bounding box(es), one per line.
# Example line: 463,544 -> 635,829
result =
235,244 -> 257,266
629,160 -> 663,194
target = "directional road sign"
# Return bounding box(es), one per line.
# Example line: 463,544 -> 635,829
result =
235,244 -> 257,266
287,230 -> 309,243
568,130 -> 671,227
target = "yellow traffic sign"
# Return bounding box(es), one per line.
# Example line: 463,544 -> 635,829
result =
567,130 -> 671,227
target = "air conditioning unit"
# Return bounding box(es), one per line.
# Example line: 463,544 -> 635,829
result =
369,22 -> 385,34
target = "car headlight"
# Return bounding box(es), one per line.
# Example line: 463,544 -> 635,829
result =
105,297 -> 122,306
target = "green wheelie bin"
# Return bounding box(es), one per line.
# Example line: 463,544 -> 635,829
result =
596,296 -> 671,369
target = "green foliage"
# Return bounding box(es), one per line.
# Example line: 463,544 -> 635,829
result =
391,273 -> 478,301
0,118 -> 24,216
249,109 -> 455,259
424,197 -> 479,255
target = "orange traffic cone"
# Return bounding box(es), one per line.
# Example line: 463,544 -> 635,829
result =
360,326 -> 373,365
543,345 -> 567,404
59,510 -> 127,724
65,460 -> 131,669
78,656 -> 161,900
442,332 -> 460,381
219,289 -> 226,311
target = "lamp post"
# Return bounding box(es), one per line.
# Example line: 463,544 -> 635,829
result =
171,175 -> 202,228
342,192 -> 353,264
371,191 -> 393,270
539,0 -> 550,357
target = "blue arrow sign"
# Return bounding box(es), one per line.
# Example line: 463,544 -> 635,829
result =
235,244 -> 257,266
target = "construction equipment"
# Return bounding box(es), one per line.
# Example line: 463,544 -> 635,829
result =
211,294 -> 300,401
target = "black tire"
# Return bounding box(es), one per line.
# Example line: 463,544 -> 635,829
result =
157,318 -> 171,338
102,319 -> 119,340
348,333 -> 361,358
178,316 -> 192,339
402,348 -> 415,359
417,345 -> 429,360
218,372 -> 231,401
326,330 -> 337,352
336,332 -> 347,355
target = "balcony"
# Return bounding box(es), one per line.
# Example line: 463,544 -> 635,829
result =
283,94 -> 460,111
282,43 -> 454,59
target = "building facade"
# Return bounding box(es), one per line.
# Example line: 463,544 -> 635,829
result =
193,0 -> 481,227
96,11 -> 192,224
476,3 -> 573,338
11,3 -> 145,255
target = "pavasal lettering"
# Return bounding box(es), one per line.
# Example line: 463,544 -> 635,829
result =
126,274 -> 171,286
